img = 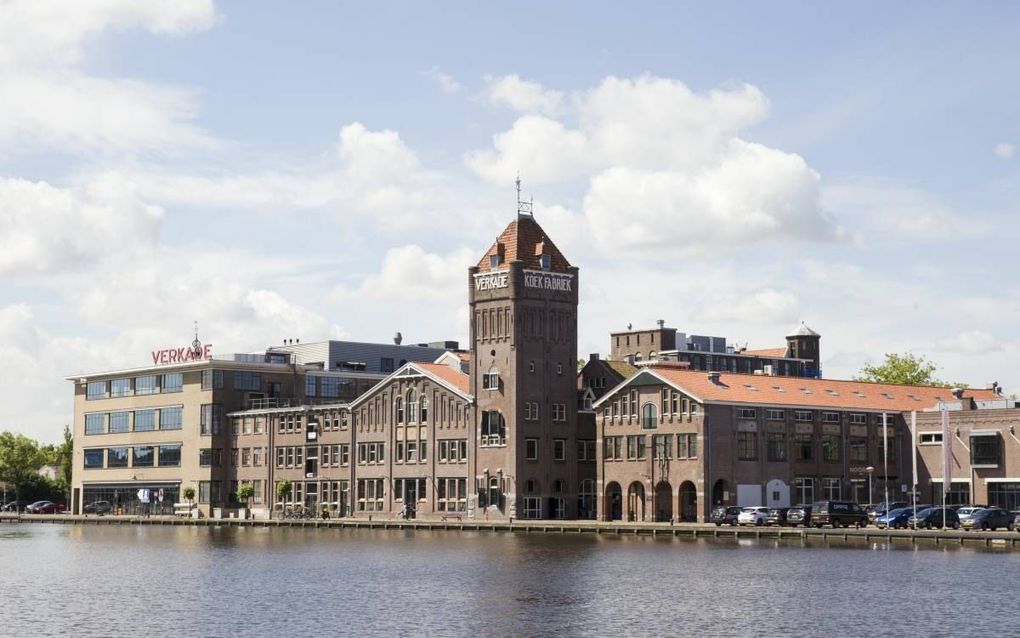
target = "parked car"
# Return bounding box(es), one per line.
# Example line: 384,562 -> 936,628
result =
766,507 -> 790,526
710,506 -> 743,526
812,501 -> 869,528
909,507 -> 960,530
787,506 -> 812,527
83,500 -> 112,515
949,503 -> 987,511
962,507 -> 1013,531
737,506 -> 771,527
25,501 -> 65,514
867,501 -> 909,523
1013,511 -> 1020,532
955,506 -> 986,524
0,501 -> 22,512
875,507 -> 916,530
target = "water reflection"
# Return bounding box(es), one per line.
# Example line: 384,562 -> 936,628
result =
1,525 -> 1017,637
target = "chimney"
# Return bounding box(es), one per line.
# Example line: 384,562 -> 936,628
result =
394,331 -> 403,345
657,319 -> 665,329
708,372 -> 721,384
589,353 -> 599,364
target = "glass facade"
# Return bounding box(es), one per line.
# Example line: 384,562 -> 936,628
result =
82,484 -> 180,516
135,375 -> 156,395
160,406 -> 182,430
162,373 -> 183,393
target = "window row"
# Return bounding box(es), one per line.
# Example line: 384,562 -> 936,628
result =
524,438 -> 569,462
86,373 -> 183,400
83,444 -> 181,469
737,408 -> 894,425
231,446 -> 267,467
603,434 -> 698,461
84,406 -> 183,435
735,431 -> 891,463
604,393 -> 699,421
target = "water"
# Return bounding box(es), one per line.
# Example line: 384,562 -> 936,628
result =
1,525 -> 1017,638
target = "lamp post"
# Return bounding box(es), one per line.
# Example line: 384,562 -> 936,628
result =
866,466 -> 875,506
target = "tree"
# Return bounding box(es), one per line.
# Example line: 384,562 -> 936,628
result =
0,432 -> 48,510
182,486 -> 196,514
56,426 -> 73,501
276,479 -> 292,518
855,353 -> 951,387
237,484 -> 255,511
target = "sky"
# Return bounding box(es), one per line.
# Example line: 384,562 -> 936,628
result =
2,1 -> 1019,442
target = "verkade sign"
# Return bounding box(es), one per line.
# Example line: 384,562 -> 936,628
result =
152,342 -> 212,365
474,272 -> 509,291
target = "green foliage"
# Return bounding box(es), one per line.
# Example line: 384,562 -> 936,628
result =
58,426 -> 73,489
855,353 -> 951,387
0,432 -> 49,504
237,484 -> 255,507
182,486 -> 196,503
276,479 -> 292,500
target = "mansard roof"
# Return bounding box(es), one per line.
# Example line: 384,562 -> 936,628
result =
476,215 -> 572,273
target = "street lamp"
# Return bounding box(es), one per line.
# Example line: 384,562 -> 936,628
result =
866,466 -> 875,506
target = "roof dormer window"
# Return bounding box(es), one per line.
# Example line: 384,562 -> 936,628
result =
490,254 -> 501,269
539,254 -> 551,270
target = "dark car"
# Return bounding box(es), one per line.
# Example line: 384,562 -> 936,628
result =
25,501 -> 64,514
812,501 -> 869,528
766,507 -> 789,526
711,506 -> 743,526
875,507 -> 918,530
83,500 -> 112,515
787,506 -> 812,527
867,501 -> 909,523
1,501 -> 22,512
963,507 -> 1014,531
909,507 -> 960,530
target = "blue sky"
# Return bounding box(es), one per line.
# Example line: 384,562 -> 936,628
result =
1,1 -> 1018,441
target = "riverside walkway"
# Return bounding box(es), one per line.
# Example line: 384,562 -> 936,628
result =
2,513 -> 1017,548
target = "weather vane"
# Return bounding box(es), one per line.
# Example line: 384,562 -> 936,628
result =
516,173 -> 533,217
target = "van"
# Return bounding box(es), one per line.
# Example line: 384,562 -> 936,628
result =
812,500 -> 868,528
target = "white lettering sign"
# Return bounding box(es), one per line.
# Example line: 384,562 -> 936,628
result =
474,273 -> 509,291
523,270 -> 573,292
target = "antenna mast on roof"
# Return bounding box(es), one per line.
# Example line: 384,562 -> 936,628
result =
516,173 -> 533,218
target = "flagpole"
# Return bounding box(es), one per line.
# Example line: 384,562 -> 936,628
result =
941,401 -> 951,529
911,411 -> 918,519
882,412 -> 889,516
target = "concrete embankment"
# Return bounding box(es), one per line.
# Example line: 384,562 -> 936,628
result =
2,514 -> 1018,549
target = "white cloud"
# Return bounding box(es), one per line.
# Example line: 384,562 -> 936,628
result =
468,75 -> 838,256
483,74 -> 564,115
993,142 -> 1016,159
823,179 -> 987,241
934,330 -> 1002,355
0,0 -> 218,153
0,175 -> 163,274
339,245 -> 475,302
424,66 -> 462,94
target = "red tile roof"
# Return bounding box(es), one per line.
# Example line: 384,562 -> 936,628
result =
415,362 -> 470,395
618,367 -> 1000,412
477,215 -> 572,272
742,347 -> 790,358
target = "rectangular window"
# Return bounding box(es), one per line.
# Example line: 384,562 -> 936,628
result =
653,434 -> 672,459
305,376 -> 317,397
553,403 -> 567,422
794,477 -> 814,505
766,409 -> 785,421
821,434 -> 841,462
794,410 -> 812,422
481,411 -> 506,447
971,434 -> 1001,467
200,404 -> 223,436
133,409 -> 155,432
232,371 -> 261,391
626,435 -> 646,460
85,413 -> 105,435
107,447 -> 129,468
242,448 -> 251,466
525,438 -> 539,461
86,381 -> 106,400
84,449 -> 104,469
158,444 -> 181,467
160,406 -> 182,430
109,412 -> 130,433
199,481 -> 211,504
737,431 -> 757,460
199,448 -> 221,467
132,446 -> 154,467
822,411 -> 840,424
110,378 -> 132,398
795,433 -> 813,461
483,370 -> 499,390
849,413 -> 867,425
161,373 -> 183,393
738,408 -> 757,420
321,377 -> 340,398
135,375 -> 156,395
357,478 -> 385,511
919,432 -> 943,445
677,433 -> 697,459
849,437 -> 868,463
201,369 -> 223,390
437,478 -> 467,512
767,432 -> 787,461
604,436 -> 623,461
276,447 -> 285,468
823,477 -> 841,500
553,439 -> 566,461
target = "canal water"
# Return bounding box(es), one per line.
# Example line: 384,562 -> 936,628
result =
1,525 -> 1016,637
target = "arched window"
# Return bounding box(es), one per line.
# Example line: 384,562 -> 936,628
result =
635,352 -> 643,362
483,365 -> 500,390
406,390 -> 418,423
642,403 -> 657,430
394,397 -> 403,424
420,396 -> 428,423
649,350 -> 657,361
